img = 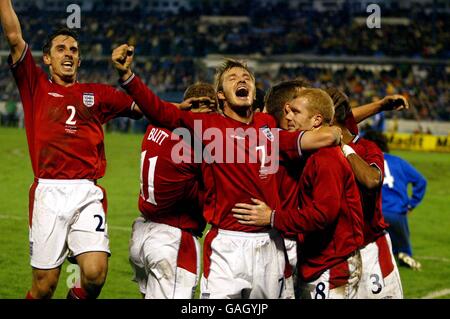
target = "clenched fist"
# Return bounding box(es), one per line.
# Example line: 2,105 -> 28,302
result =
112,44 -> 135,81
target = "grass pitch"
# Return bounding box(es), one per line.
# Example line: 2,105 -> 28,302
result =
0,127 -> 449,299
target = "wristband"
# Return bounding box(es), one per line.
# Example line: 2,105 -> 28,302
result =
119,72 -> 135,86
270,210 -> 276,228
342,145 -> 356,158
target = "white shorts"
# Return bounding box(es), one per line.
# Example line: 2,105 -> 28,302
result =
357,233 -> 403,299
283,238 -> 297,299
284,238 -> 298,273
298,251 -> 362,299
200,228 -> 287,299
129,217 -> 200,299
29,179 -> 110,269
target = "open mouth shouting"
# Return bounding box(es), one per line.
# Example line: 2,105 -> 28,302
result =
62,60 -> 74,71
235,85 -> 250,101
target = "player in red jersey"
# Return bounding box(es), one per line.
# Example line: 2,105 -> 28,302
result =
129,83 -> 216,298
261,80 -> 409,298
233,87 -> 365,299
327,88 -> 403,298
0,1 -> 142,299
112,44 -> 342,298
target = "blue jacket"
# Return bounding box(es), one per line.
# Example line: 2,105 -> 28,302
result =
382,153 -> 427,214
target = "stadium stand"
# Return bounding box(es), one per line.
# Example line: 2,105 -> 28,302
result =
0,0 -> 448,131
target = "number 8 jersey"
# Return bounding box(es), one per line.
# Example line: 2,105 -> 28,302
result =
10,44 -> 136,179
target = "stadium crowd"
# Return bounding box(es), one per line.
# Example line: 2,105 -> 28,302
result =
0,2 -> 448,58
0,2 -> 448,128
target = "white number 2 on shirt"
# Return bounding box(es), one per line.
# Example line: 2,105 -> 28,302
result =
383,160 -> 394,188
140,151 -> 157,205
66,105 -> 77,125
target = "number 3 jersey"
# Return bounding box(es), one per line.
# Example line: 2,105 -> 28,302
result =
10,44 -> 135,179
139,124 -> 206,236
348,135 -> 388,245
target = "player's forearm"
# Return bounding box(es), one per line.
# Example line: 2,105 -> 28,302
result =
274,203 -> 336,235
352,100 -> 382,123
409,178 -> 427,208
121,73 -> 186,129
300,126 -> 340,151
346,153 -> 381,189
0,0 -> 25,58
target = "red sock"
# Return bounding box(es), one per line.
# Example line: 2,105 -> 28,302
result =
67,287 -> 89,299
25,291 -> 35,299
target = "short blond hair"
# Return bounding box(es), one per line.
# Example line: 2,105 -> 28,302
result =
297,88 -> 335,124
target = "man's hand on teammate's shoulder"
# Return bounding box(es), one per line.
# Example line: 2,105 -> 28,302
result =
320,125 -> 342,145
380,94 -> 409,111
112,44 -> 134,81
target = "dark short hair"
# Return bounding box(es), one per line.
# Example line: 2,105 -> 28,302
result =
42,28 -> 79,55
183,82 -> 218,109
325,87 -> 350,126
363,130 -> 390,152
183,82 -> 216,100
264,79 -> 310,124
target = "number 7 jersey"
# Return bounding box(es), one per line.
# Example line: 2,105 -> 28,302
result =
10,44 -> 135,179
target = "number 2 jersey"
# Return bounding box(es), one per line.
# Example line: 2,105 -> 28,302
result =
9,44 -> 135,179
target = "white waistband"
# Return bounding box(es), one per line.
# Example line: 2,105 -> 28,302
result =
37,178 -> 95,185
218,228 -> 273,237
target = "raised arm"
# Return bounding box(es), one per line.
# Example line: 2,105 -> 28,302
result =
0,0 -> 26,63
111,44 -> 196,130
352,95 -> 409,123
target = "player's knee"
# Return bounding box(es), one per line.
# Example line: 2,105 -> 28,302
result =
81,263 -> 107,288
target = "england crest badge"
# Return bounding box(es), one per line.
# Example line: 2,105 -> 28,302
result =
83,93 -> 95,107
261,125 -> 274,142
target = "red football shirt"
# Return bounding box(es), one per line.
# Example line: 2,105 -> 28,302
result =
274,146 -> 364,282
10,44 -> 135,179
123,74 -> 303,232
349,135 -> 388,245
276,153 -> 305,240
139,124 -> 206,236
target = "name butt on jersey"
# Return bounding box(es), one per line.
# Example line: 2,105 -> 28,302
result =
180,303 -> 269,317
